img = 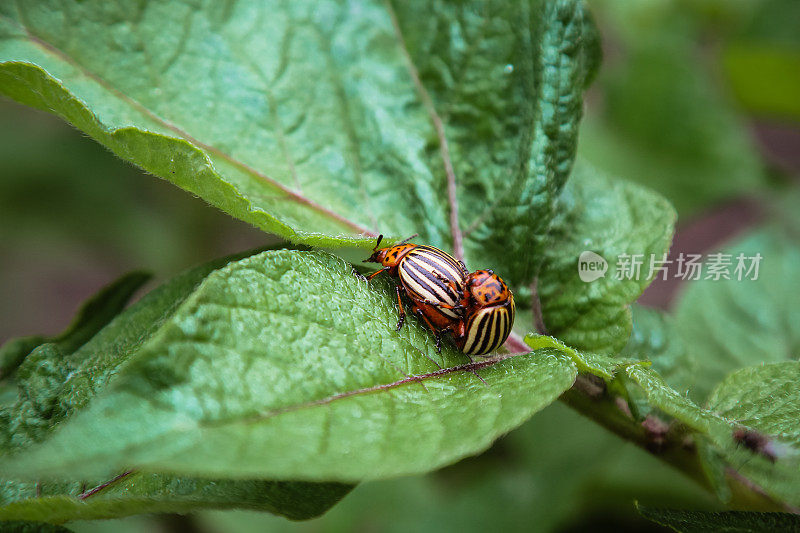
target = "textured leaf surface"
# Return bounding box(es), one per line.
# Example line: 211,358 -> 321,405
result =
707,362 -> 800,508
0,474 -> 351,523
0,272 -> 151,381
673,229 -> 800,400
625,366 -> 729,444
620,305 -> 693,393
0,251 -> 253,452
0,250 -> 354,522
0,250 -> 577,482
536,162 -> 675,355
0,0 -> 598,275
523,333 -> 638,380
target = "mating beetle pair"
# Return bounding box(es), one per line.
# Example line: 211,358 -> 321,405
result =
365,235 -> 515,356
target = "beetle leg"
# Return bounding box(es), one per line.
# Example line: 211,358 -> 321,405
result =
368,266 -> 391,281
412,306 -> 443,353
395,285 -> 406,331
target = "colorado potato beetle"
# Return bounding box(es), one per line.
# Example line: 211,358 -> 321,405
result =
365,235 -> 467,348
366,236 -> 515,356
454,270 -> 516,356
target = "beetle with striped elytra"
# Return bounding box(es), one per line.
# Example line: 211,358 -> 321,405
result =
455,270 -> 515,355
365,235 -> 514,356
365,234 -> 468,352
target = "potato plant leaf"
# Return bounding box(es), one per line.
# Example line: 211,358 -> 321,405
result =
620,305 -> 694,393
707,361 -> 800,508
0,250 -> 577,482
0,249 -> 359,523
0,250 -> 258,452
0,474 -> 351,523
536,162 -> 676,355
0,0 -> 599,279
673,229 -> 800,400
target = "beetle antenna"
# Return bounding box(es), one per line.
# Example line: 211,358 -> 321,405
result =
374,234 -> 383,250
399,233 -> 419,244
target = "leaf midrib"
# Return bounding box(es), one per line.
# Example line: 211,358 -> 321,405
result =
199,352 -> 527,428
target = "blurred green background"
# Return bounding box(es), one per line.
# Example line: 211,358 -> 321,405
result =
1,0 -> 798,531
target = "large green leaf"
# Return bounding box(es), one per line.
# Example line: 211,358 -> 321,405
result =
0,474 -> 351,523
0,0 -> 598,280
203,402 -> 716,533
0,250 -> 577,482
673,229 -> 800,401
0,248 -> 357,522
536,162 -> 675,355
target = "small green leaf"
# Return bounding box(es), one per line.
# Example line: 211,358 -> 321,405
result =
537,162 -> 676,355
0,272 -> 151,380
620,305 -> 694,393
0,474 -> 351,523
637,504 -> 800,533
1,250 -> 577,482
708,361 -> 800,442
707,361 -> 800,507
625,366 -> 728,442
523,333 -> 637,380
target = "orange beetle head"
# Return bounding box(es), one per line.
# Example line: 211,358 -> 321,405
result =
365,235 -> 416,267
467,269 -> 511,307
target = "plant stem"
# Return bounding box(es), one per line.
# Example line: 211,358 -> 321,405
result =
558,375 -> 795,513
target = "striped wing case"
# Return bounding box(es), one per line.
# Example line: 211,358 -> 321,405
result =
397,245 -> 467,320
460,297 -> 515,355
